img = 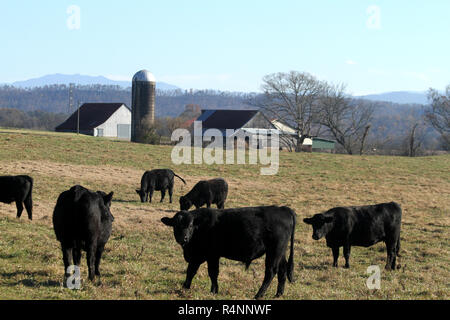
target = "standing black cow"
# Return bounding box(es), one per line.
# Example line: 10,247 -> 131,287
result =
303,202 -> 402,270
161,206 -> 296,299
136,169 -> 186,203
53,185 -> 114,282
179,178 -> 228,211
0,175 -> 33,220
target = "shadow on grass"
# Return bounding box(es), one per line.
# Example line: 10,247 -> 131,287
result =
0,253 -> 19,259
1,270 -> 60,288
297,262 -> 330,271
113,199 -> 139,204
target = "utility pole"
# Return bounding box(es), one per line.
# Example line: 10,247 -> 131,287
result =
77,100 -> 80,135
68,83 -> 74,114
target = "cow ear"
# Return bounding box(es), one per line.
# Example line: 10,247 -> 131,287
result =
136,189 -> 140,194
303,218 -> 313,225
72,185 -> 84,202
103,192 -> 114,206
161,217 -> 174,227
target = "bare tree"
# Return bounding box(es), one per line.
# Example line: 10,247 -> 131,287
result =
401,110 -> 427,157
318,84 -> 375,155
425,86 -> 450,150
406,123 -> 423,157
257,71 -> 327,152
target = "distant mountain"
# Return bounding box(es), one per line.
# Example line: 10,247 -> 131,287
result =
10,73 -> 179,91
358,91 -> 429,105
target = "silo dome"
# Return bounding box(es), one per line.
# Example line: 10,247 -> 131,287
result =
133,70 -> 156,83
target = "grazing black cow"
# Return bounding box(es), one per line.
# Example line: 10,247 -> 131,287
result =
0,175 -> 33,220
136,169 -> 186,203
53,185 -> 114,282
303,202 -> 402,270
179,178 -> 228,211
161,206 -> 296,299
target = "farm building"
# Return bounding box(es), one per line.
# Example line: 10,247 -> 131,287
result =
194,109 -> 279,147
271,119 -> 336,152
193,109 -> 336,151
55,103 -> 131,140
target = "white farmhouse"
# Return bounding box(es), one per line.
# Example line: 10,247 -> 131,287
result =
55,103 -> 131,140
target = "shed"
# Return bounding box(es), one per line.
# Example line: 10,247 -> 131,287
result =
312,138 -> 336,151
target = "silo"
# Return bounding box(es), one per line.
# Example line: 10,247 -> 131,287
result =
131,70 -> 156,143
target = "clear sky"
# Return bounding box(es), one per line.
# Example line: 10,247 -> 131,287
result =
0,0 -> 449,94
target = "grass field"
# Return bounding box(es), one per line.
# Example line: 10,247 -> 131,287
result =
0,128 -> 449,300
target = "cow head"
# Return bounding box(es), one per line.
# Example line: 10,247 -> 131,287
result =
303,214 -> 334,240
97,191 -> 115,221
179,196 -> 193,211
161,211 -> 195,247
135,189 -> 147,203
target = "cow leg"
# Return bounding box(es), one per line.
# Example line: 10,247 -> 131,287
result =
73,244 -> 82,266
207,258 -> 220,294
332,247 -> 340,268
86,242 -> 97,281
168,186 -> 173,203
343,244 -> 351,269
183,262 -> 201,289
15,201 -> 24,219
24,195 -> 32,220
160,189 -> 166,203
385,240 -> 396,271
255,254 -> 278,299
217,201 -> 225,209
95,245 -> 105,277
275,257 -> 287,298
148,190 -> 154,203
61,245 -> 73,278
206,201 -> 211,208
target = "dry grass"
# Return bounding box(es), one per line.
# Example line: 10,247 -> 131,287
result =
0,129 -> 448,300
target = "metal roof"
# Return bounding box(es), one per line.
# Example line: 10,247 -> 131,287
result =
199,109 -> 259,130
132,70 -> 156,83
55,103 -> 128,132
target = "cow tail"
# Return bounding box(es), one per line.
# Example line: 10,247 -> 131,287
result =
24,176 -> 33,220
287,210 -> 296,283
174,174 -> 186,185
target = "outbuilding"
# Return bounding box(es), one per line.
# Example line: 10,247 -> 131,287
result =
55,103 -> 131,140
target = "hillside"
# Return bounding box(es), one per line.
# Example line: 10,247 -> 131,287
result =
9,74 -> 179,91
0,129 -> 448,300
357,91 -> 429,105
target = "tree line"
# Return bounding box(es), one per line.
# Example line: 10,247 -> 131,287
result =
253,71 -> 449,154
0,77 -> 448,155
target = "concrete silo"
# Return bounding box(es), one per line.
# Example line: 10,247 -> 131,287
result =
131,70 -> 156,143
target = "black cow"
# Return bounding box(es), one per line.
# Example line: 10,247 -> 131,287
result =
161,206 -> 296,299
136,169 -> 186,203
0,175 -> 33,220
303,202 -> 402,270
53,185 -> 114,281
179,178 -> 228,211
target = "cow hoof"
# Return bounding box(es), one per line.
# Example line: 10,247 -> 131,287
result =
182,283 -> 191,290
344,265 -> 350,269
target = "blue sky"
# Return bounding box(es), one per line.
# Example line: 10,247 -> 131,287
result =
0,0 -> 449,94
